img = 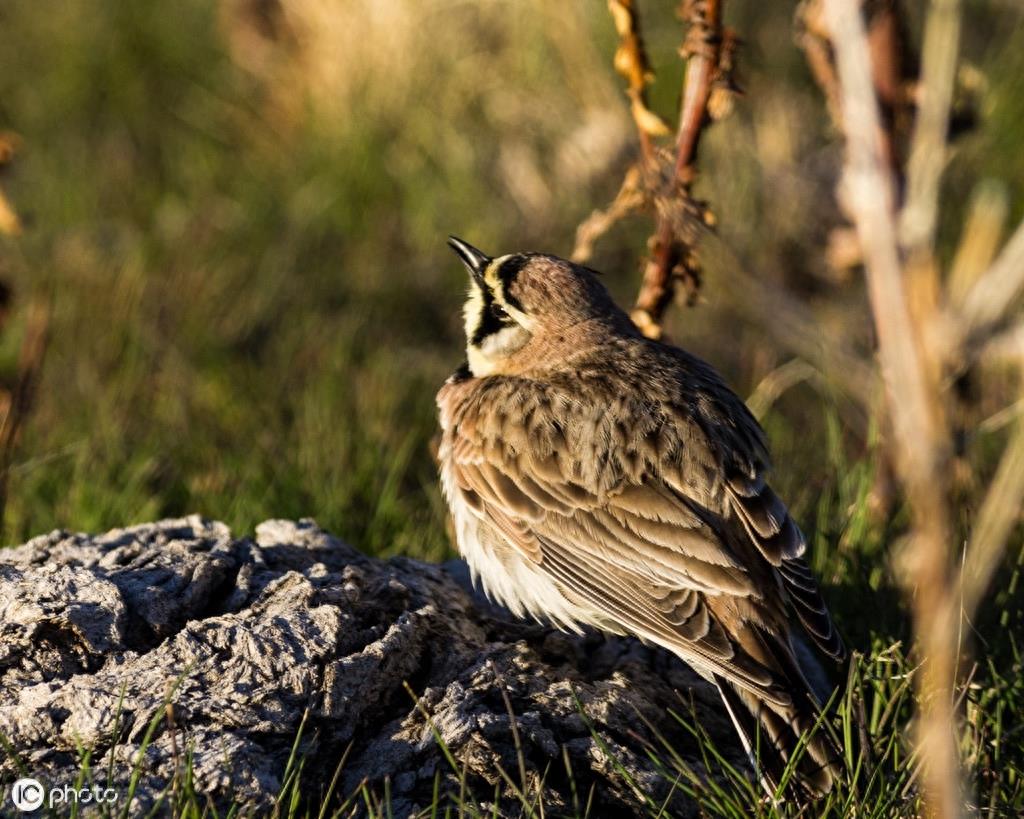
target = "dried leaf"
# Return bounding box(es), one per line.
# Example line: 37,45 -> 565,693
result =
630,98 -> 671,136
607,0 -> 664,145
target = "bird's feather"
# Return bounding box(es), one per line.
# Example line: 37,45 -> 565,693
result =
439,373 -> 843,700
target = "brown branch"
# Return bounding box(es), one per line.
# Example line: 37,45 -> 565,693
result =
581,1 -> 733,336
865,0 -> 912,191
571,165 -> 645,263
798,0 -> 916,280
798,0 -> 912,180
632,0 -> 729,340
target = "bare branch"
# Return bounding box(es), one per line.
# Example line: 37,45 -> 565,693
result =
947,181 -> 1008,307
900,0 -> 962,253
960,215 -> 1024,341
633,0 -> 728,339
825,0 -> 932,459
959,392 -> 1024,619
571,166 -> 645,263
823,0 -> 964,815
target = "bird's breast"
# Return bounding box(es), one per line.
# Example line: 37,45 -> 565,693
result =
438,450 -> 588,632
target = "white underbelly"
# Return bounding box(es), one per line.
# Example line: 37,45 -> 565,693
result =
441,463 -> 588,632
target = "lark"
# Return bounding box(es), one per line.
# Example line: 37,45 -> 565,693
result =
436,237 -> 846,797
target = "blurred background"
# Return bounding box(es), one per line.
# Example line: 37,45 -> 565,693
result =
0,0 -> 1021,582
4,3 -> 1024,811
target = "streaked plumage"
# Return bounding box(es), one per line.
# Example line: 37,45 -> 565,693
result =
436,237 -> 845,796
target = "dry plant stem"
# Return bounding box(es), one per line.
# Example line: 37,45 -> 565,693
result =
959,388 -> 1024,619
900,0 -> 962,253
905,0 -> 974,505
798,0 -> 914,518
823,1 -> 963,817
865,0 -> 909,188
746,359 -> 819,421
947,182 -> 1007,307
573,1 -> 663,264
633,0 -> 722,339
572,166 -> 645,263
798,0 -> 910,190
796,0 -> 843,127
960,215 -> 1024,342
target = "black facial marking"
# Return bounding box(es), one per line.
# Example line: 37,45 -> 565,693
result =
496,254 -> 529,287
493,254 -> 530,312
471,286 -> 516,346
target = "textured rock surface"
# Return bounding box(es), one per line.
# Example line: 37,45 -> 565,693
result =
0,517 -> 746,816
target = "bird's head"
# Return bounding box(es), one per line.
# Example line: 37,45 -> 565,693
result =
447,236 -> 634,377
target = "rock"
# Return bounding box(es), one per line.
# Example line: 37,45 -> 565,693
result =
0,517 -> 746,817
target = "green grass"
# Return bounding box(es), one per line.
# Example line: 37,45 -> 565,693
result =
0,0 -> 1022,815
0,0 -> 1022,553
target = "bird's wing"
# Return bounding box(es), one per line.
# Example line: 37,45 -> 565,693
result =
440,375 -> 841,704
665,350 -> 845,660
726,472 -> 844,659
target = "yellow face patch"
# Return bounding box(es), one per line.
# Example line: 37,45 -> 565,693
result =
481,255 -> 532,327
482,255 -> 511,289
462,254 -> 533,375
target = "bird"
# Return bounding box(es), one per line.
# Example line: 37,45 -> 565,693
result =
436,236 -> 846,798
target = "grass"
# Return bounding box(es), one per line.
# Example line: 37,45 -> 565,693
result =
0,0 -> 1022,816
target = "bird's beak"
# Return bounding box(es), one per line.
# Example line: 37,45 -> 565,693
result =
447,236 -> 490,287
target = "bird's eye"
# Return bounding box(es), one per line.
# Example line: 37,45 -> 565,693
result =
490,303 -> 509,321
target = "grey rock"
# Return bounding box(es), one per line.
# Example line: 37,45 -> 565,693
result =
0,517 -> 746,817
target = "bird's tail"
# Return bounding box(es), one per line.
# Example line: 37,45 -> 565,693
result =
713,633 -> 844,799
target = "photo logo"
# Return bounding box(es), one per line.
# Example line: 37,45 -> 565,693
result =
8,778 -> 119,812
10,778 -> 44,812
